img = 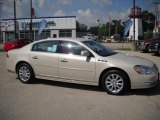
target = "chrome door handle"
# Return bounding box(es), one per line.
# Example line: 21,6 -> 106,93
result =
32,56 -> 38,59
60,59 -> 68,62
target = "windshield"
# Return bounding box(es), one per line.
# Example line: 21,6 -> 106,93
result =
82,40 -> 116,57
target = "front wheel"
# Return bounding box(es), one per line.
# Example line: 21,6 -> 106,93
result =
101,70 -> 129,95
17,63 -> 35,83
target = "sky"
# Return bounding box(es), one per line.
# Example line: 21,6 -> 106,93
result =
0,0 -> 159,27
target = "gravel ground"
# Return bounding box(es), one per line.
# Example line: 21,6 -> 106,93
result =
0,51 -> 160,120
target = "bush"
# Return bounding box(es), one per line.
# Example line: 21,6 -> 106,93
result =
143,32 -> 153,40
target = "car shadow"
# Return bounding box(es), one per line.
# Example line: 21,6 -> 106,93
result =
32,79 -> 103,92
125,81 -> 160,96
31,79 -> 160,96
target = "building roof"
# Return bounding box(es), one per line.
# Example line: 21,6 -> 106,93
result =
3,16 -> 76,21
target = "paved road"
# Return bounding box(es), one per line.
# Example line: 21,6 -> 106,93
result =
0,52 -> 160,120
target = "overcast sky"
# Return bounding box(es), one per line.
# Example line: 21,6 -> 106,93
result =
0,0 -> 159,27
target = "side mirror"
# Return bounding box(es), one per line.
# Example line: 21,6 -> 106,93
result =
81,50 -> 91,57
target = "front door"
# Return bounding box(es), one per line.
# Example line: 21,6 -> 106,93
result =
58,41 -> 96,82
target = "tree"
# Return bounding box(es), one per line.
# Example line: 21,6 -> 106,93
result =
89,26 -> 99,35
76,21 -> 87,31
141,11 -> 155,32
89,20 -> 124,37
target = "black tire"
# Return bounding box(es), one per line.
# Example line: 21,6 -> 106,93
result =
101,70 -> 129,95
17,63 -> 35,83
146,45 -> 149,53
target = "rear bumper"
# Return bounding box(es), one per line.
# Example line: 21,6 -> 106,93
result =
138,45 -> 146,51
138,43 -> 147,51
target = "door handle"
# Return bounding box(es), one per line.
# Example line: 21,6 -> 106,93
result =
32,56 -> 38,59
60,59 -> 68,62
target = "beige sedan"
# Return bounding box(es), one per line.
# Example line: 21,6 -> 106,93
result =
6,38 -> 159,95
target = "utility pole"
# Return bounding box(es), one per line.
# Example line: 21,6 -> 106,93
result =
13,0 -> 22,39
30,0 -> 33,40
115,20 -> 118,35
97,19 -> 100,38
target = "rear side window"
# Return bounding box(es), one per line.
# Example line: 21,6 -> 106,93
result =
32,41 -> 58,53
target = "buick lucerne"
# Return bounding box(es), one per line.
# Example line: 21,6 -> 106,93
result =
6,38 -> 159,95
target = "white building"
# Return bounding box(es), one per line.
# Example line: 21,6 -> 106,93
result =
128,6 -> 143,41
1,16 -> 76,42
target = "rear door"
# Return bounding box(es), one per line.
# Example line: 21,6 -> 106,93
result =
30,40 -> 59,79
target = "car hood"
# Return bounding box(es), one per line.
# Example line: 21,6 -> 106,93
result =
104,52 -> 154,67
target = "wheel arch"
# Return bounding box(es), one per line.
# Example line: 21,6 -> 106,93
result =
99,67 -> 131,89
15,61 -> 34,74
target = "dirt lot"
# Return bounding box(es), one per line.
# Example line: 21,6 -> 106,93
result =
0,51 -> 160,120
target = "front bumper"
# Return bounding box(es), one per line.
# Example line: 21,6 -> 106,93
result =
131,73 -> 159,89
130,64 -> 159,89
149,43 -> 159,53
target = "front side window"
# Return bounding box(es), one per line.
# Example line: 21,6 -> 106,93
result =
59,41 -> 88,56
82,40 -> 116,57
32,41 -> 58,53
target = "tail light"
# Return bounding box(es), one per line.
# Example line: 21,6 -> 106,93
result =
12,44 -> 16,48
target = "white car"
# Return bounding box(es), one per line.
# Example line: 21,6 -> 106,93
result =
6,38 -> 159,95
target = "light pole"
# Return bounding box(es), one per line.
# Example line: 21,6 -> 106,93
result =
97,19 -> 100,38
13,0 -> 17,39
13,0 -> 22,39
30,0 -> 33,40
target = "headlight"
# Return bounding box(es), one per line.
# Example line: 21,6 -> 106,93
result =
133,65 -> 153,75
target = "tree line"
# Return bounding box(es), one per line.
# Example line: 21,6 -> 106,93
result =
77,10 -> 156,40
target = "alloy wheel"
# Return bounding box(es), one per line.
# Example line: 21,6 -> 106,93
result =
18,66 -> 31,82
105,74 -> 124,94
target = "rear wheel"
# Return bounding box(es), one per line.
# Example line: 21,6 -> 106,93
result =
17,63 -> 35,83
101,70 -> 129,95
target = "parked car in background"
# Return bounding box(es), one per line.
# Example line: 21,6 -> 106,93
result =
4,38 -> 32,51
138,36 -> 160,52
6,38 -> 159,95
149,39 -> 160,55
82,34 -> 97,41
82,36 -> 97,41
111,34 -> 123,42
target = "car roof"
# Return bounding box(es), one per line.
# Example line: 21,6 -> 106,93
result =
21,37 -> 93,52
35,37 -> 89,43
